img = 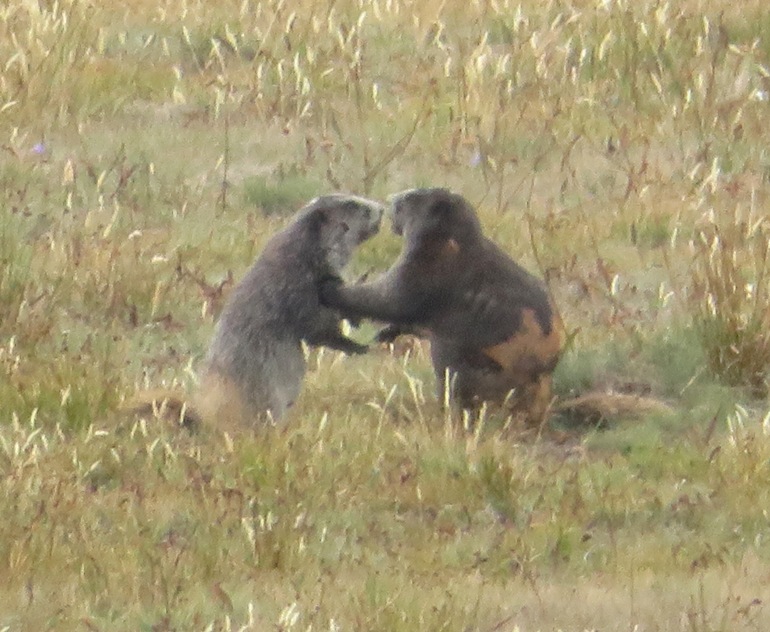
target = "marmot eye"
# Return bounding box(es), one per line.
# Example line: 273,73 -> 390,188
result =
340,221 -> 350,233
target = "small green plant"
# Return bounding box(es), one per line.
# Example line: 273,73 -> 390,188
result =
242,172 -> 321,216
630,214 -> 671,249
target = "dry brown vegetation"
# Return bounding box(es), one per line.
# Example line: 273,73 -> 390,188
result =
3,0 -> 770,630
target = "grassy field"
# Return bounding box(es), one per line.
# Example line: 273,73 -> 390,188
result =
3,0 -> 770,629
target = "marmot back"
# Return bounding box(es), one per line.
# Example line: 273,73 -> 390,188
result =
320,187 -> 563,425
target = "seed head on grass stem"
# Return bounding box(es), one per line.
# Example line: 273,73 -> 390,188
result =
690,206 -> 770,396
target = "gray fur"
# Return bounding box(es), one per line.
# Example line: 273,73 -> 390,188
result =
200,194 -> 383,425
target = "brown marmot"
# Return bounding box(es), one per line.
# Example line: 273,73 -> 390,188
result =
320,187 -> 563,425
129,193 -> 383,428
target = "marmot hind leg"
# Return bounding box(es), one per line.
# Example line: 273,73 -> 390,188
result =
432,351 -> 554,428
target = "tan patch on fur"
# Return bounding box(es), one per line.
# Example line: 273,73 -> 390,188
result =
475,308 -> 564,426
442,238 -> 460,256
120,373 -> 269,432
193,371 -> 253,430
482,307 -> 563,374
124,373 -> 260,431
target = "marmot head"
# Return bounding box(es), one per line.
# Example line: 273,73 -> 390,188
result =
300,194 -> 384,273
388,188 -> 482,247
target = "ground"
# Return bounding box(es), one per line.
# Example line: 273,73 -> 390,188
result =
2,0 -> 770,630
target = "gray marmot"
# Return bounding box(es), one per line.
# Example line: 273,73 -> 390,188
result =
128,194 -> 383,428
320,187 -> 562,425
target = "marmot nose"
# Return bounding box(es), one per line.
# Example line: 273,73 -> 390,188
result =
370,202 -> 384,223
369,213 -> 383,235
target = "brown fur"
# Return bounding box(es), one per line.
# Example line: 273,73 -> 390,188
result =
321,187 -> 563,425
481,309 -> 564,373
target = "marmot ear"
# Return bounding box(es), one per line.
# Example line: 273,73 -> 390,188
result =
308,204 -> 331,230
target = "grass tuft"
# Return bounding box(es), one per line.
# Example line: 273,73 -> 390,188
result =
691,208 -> 770,396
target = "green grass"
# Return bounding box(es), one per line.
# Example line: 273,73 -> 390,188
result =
3,0 -> 770,629
242,172 -> 322,216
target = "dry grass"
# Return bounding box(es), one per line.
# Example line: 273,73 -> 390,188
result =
3,0 -> 770,629
691,208 -> 770,396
